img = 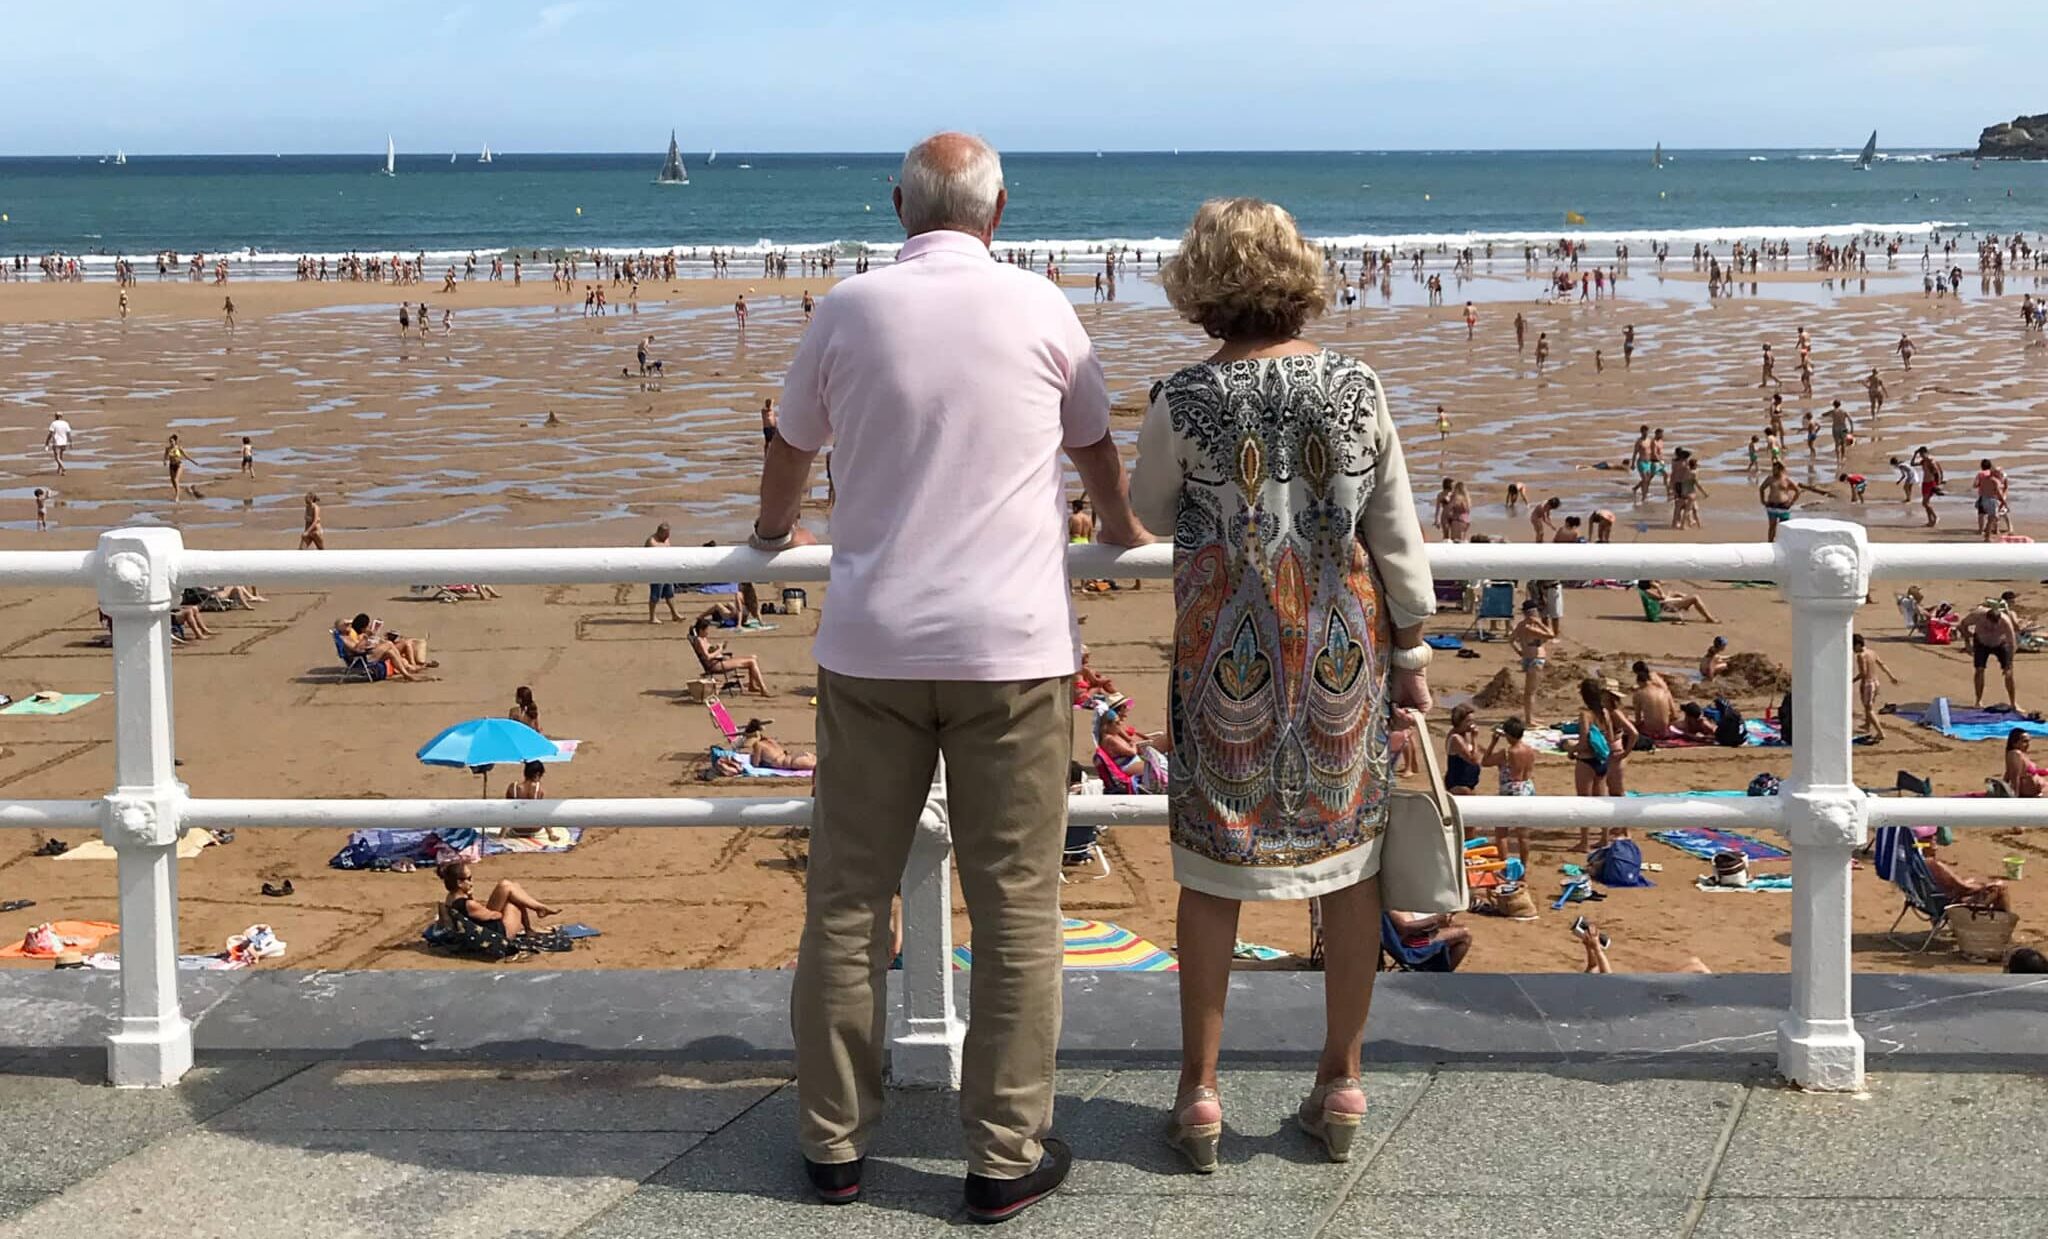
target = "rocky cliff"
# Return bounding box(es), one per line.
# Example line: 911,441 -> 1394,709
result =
1971,114 -> 2048,159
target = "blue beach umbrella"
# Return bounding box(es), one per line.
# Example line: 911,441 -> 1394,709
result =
417,718 -> 561,796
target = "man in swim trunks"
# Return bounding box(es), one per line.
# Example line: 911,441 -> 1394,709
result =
1631,661 -> 1679,738
1962,598 -> 2021,710
1827,400 -> 1853,464
644,522 -> 685,624
1628,424 -> 1654,501
1758,461 -> 1801,542
1510,600 -> 1555,723
1622,324 -> 1635,367
1974,458 -> 2009,542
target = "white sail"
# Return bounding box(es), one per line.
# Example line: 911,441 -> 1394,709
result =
1653,142 -> 1663,169
114,149 -> 126,165
1855,130 -> 1877,171
658,130 -> 687,184
707,149 -> 717,163
479,143 -> 492,163
450,152 -> 457,163
385,135 -> 396,176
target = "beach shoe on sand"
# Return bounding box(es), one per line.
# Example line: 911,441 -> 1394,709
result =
1297,1078 -> 1366,1162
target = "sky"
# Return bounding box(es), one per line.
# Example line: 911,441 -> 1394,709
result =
3,0 -> 2041,155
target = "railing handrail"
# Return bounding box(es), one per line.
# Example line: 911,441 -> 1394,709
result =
7,520 -> 2048,1094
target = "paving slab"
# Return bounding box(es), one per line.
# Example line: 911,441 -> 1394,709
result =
1329,1192 -> 1697,1238
209,1060 -> 789,1132
570,1185 -> 964,1238
0,1129 -> 698,1239
1051,1067 -> 1433,1196
1716,1073 -> 2048,1198
1694,1197 -> 2047,1238
0,1055 -> 308,1193
1354,1068 -> 1747,1198
0,1193 -> 45,1226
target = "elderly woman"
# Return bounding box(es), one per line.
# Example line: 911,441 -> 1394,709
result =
1132,198 -> 1436,1172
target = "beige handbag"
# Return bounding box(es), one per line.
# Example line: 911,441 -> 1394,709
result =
1379,709 -> 1468,914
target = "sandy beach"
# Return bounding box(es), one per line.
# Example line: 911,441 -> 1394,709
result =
4,261 -> 2047,975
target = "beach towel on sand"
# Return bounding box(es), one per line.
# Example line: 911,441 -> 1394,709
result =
1895,700 -> 2048,742
708,746 -> 810,778
56,829 -> 218,861
328,826 -> 582,869
1695,874 -> 1794,892
1649,828 -> 1790,862
1,919 -> 119,957
0,693 -> 100,717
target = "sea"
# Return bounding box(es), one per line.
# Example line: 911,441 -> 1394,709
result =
1,148 -> 2045,277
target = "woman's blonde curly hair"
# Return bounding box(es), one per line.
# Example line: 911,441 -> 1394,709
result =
1160,197 -> 1326,341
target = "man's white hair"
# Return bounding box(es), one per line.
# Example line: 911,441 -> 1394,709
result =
897,133 -> 1004,236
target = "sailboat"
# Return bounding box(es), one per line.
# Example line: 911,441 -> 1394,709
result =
479,143 -> 492,164
707,149 -> 717,164
383,135 -> 396,177
657,130 -> 687,184
450,153 -> 458,164
1855,130 -> 1877,171
114,149 -> 127,166
1652,142 -> 1663,169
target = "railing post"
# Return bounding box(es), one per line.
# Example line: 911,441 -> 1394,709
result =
1775,519 -> 1869,1092
889,757 -> 965,1088
95,529 -> 193,1087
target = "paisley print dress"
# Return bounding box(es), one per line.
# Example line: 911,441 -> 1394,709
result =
1131,350 -> 1437,901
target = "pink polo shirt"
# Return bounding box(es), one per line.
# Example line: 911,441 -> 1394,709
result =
778,229 -> 1111,681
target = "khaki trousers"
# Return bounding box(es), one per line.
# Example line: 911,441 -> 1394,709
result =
793,669 -> 1071,1179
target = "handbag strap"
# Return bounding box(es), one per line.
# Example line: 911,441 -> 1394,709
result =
1398,708 -> 1453,817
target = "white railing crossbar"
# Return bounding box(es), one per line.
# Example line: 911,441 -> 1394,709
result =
0,521 -> 2041,1092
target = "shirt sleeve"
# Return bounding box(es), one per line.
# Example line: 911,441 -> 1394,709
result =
775,307 -> 832,453
1058,309 -> 1113,449
1357,384 -> 1438,630
1130,386 -> 1180,537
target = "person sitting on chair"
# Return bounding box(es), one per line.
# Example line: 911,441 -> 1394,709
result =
348,613 -> 435,670
1097,692 -> 1169,789
690,613 -> 768,695
1639,580 -> 1719,623
1924,843 -> 2013,912
1384,909 -> 1471,972
743,718 -> 816,771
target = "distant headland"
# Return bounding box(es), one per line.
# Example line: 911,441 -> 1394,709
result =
1968,114 -> 2048,160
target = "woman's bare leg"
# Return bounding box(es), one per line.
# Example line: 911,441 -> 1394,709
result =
1314,877 -> 1382,1104
1175,887 -> 1240,1121
486,878 -> 559,918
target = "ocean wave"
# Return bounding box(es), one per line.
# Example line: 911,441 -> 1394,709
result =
51,220 -> 1978,271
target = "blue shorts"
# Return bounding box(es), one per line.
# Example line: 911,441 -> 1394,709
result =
650,583 -> 676,602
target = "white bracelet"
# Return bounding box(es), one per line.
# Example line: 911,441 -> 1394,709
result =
1389,644 -> 1433,672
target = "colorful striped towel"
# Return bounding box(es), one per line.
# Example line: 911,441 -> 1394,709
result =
1695,874 -> 1794,892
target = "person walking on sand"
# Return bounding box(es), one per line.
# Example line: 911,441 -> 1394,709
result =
1759,341 -> 1779,387
1758,461 -> 1801,542
1867,368 -> 1888,417
299,493 -> 325,550
643,522 -> 684,624
118,288 -> 129,319
1131,196 -> 1437,1175
1897,332 -> 1915,371
44,414 -> 71,476
1514,311 -> 1527,352
734,294 -> 748,328
753,132 -> 1146,1222
1913,447 -> 1944,529
1827,400 -> 1853,465
1534,331 -> 1549,371
1463,300 -> 1476,340
1853,633 -> 1900,741
1622,323 -> 1635,368
1975,459 -> 2009,542
222,295 -> 235,331
163,434 -> 188,501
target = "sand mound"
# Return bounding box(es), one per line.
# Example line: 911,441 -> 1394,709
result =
1714,652 -> 1791,695
1472,668 -> 1519,708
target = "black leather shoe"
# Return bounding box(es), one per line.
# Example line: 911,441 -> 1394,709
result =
803,1156 -> 864,1205
964,1137 -> 1071,1224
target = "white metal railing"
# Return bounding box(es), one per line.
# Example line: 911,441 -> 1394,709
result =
3,522 -> 2046,1092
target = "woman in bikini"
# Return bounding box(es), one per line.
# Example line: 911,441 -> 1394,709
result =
1443,480 -> 1472,542
689,614 -> 768,695
1572,677 -> 1639,849
437,860 -> 560,943
163,435 -> 187,501
508,685 -> 541,730
299,494 -> 326,550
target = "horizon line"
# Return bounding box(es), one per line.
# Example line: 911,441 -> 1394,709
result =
0,144 -> 1983,159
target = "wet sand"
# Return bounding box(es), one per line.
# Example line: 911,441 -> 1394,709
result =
3,264 -> 2047,975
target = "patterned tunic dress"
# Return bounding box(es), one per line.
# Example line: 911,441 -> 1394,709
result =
1131,350 -> 1436,901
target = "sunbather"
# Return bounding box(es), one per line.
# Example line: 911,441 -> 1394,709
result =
690,614 -> 767,694
437,860 -> 559,941
334,618 -> 431,680
743,718 -> 816,771
1923,843 -> 2013,912
1386,909 -> 1471,972
1075,645 -> 1118,703
2005,730 -> 2045,798
348,612 -> 436,670
507,685 -> 541,731
1097,693 -> 1170,789
1639,579 -> 1718,623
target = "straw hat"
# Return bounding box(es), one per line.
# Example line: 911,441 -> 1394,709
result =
1103,693 -> 1131,714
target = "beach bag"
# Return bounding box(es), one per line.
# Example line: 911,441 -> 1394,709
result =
1713,697 -> 1746,748
1746,772 -> 1782,797
1712,850 -> 1751,888
1588,838 -> 1653,888
1379,709 -> 1468,914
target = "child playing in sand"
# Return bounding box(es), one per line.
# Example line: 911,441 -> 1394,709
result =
1504,481 -> 1529,515
1481,716 -> 1537,868
33,488 -> 48,531
1436,404 -> 1450,444
299,493 -> 326,550
1746,435 -> 1761,477
1853,632 -> 1900,741
240,437 -> 254,477
1838,472 -> 1867,503
1700,635 -> 1731,681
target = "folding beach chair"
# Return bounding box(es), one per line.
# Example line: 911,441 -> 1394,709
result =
1876,825 -> 1952,952
1467,582 -> 1516,639
704,696 -> 741,744
1094,747 -> 1141,796
1378,912 -> 1457,972
1896,592 -> 1928,638
331,629 -> 383,682
1062,825 -> 1112,883
1638,587 -> 1665,623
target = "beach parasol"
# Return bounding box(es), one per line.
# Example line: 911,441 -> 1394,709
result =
416,718 -> 565,796
953,917 -> 1177,972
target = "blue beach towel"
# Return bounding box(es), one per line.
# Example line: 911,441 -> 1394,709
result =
1648,828 -> 1791,863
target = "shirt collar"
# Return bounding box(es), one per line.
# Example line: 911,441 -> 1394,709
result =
896,230 -> 992,262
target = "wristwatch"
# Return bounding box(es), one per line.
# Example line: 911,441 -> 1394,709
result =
749,521 -> 797,553
1389,644 -> 1433,672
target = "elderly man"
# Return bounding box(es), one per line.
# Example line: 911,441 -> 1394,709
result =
752,132 -> 1147,1222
